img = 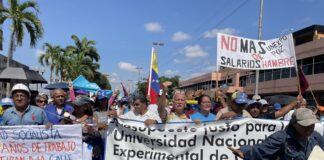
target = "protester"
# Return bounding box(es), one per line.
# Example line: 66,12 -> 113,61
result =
72,95 -> 102,160
215,89 -> 251,120
35,94 -> 48,108
1,84 -> 49,126
247,95 -> 301,119
0,98 -> 14,123
119,95 -> 161,126
228,108 -> 324,160
190,95 -> 216,124
45,88 -> 74,124
158,81 -> 191,122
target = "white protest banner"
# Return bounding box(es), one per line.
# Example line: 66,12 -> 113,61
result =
106,118 -> 324,160
217,33 -> 296,70
0,125 -> 82,160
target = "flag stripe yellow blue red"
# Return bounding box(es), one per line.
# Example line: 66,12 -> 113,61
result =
152,50 -> 158,74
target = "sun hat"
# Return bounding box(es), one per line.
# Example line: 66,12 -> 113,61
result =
292,108 -> 319,127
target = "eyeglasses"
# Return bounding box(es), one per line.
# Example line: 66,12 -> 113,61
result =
38,100 -> 46,103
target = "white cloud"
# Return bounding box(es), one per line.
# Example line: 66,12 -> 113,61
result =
204,65 -> 217,72
118,62 -> 137,72
182,45 -> 208,59
164,69 -> 179,76
171,32 -> 191,42
204,28 -> 237,38
144,22 -> 163,32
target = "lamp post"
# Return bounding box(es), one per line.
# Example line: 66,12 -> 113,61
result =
153,42 -> 164,54
136,67 -> 143,83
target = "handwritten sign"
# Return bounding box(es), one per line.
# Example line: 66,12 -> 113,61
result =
217,33 -> 297,70
0,125 -> 82,160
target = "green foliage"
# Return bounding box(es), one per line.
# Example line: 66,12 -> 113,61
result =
135,75 -> 181,98
0,0 -> 43,66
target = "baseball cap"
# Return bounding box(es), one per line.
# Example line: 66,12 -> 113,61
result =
247,100 -> 262,107
233,92 -> 249,104
73,95 -> 93,106
1,98 -> 14,106
273,103 -> 282,110
252,95 -> 261,100
292,108 -> 319,127
259,99 -> 269,106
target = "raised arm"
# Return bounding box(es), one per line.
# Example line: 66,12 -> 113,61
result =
157,81 -> 172,122
274,95 -> 301,118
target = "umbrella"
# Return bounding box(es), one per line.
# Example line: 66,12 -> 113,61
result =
44,82 -> 69,90
73,75 -> 100,92
0,67 -> 47,83
264,95 -> 296,105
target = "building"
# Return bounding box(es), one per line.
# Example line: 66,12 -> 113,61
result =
179,24 -> 324,106
0,54 -> 47,97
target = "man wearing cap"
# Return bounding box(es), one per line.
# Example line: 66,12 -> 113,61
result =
45,88 -> 74,124
247,96 -> 301,120
229,108 -> 324,159
215,90 -> 251,120
1,84 -> 49,126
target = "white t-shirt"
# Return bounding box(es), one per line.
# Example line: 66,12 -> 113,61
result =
283,109 -> 295,121
120,109 -> 162,123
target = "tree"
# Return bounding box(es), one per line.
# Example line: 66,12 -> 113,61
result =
38,43 -> 63,83
136,75 -> 181,99
65,35 -> 100,80
92,71 -> 111,90
0,0 -> 43,67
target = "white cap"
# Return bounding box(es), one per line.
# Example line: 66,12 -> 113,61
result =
11,83 -> 31,97
259,99 -> 269,106
252,95 -> 261,100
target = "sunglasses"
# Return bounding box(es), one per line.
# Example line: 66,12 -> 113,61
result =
38,100 -> 46,103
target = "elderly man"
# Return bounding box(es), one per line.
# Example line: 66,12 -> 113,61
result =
45,88 -> 74,124
229,108 -> 324,159
120,95 -> 161,126
158,82 -> 191,122
216,90 -> 252,120
1,83 -> 48,125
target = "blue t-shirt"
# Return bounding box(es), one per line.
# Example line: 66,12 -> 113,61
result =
44,103 -> 74,124
1,105 -> 48,125
190,111 -> 216,122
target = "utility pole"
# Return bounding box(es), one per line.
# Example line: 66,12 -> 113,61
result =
254,0 -> 263,97
136,67 -> 143,84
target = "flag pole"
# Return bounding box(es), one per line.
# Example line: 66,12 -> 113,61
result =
147,47 -> 154,96
309,86 -> 319,106
289,33 -> 301,96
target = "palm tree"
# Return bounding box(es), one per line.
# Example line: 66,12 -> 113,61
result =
38,43 -> 63,83
65,35 -> 100,80
0,0 -> 43,67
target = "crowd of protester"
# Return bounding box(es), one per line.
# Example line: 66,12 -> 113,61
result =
0,82 -> 323,159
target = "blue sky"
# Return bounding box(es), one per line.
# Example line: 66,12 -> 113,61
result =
1,0 -> 324,90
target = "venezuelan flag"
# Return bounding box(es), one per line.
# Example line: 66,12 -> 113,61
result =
148,47 -> 160,104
